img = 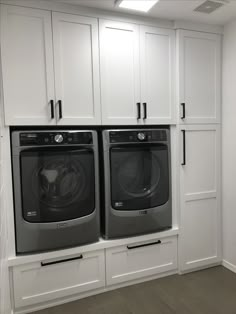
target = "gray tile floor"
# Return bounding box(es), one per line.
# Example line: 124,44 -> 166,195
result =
33,266 -> 236,314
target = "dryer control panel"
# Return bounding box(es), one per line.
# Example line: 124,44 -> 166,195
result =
109,130 -> 167,143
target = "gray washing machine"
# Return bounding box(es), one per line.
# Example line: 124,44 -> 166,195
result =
102,129 -> 172,239
11,130 -> 100,254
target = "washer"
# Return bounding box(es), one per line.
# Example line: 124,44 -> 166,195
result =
102,129 -> 172,239
11,130 -> 100,254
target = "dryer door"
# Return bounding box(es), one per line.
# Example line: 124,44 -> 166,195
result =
20,147 -> 95,222
110,144 -> 169,211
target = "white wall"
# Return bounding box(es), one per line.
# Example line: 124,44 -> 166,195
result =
222,19 -> 236,271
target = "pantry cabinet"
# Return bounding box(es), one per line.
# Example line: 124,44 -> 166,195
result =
0,5 -> 101,125
177,30 -> 221,124
179,125 -> 221,272
99,19 -> 175,125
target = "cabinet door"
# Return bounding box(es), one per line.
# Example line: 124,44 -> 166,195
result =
52,12 -> 101,125
140,26 -> 175,124
0,5 -> 55,125
178,30 -> 221,124
99,20 -> 141,125
179,125 -> 221,272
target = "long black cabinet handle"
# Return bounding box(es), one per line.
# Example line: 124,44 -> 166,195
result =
41,254 -> 83,267
137,103 -> 141,119
181,103 -> 185,119
58,100 -> 63,119
181,130 -> 186,166
143,102 -> 147,119
50,100 -> 54,119
127,240 -> 161,250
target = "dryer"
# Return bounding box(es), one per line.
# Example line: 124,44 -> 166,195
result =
102,129 -> 172,239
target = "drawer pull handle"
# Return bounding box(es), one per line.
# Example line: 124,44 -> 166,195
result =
41,254 -> 83,267
127,240 -> 161,250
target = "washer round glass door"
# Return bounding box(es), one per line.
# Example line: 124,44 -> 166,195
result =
110,145 -> 169,211
20,147 -> 95,222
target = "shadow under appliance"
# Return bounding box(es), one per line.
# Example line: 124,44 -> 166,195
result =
12,130 -> 100,254
102,129 -> 172,239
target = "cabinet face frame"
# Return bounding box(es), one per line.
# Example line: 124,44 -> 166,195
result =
177,30 -> 221,125
0,4 -> 56,126
52,12 -> 101,125
178,124 -> 222,272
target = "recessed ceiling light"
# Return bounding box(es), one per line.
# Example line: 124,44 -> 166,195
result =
115,0 -> 159,13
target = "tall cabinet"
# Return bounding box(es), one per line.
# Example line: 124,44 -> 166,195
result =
178,30 -> 222,272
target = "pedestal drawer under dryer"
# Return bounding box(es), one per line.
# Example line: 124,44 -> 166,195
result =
12,250 -> 105,308
105,236 -> 177,286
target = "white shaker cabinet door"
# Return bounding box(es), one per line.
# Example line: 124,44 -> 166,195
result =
179,125 -> 221,272
140,26 -> 175,124
178,30 -> 221,124
0,5 -> 55,125
52,13 -> 101,125
99,20 -> 141,125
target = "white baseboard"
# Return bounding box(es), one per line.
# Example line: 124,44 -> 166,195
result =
222,260 -> 236,273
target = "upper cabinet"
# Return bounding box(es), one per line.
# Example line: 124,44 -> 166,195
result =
52,12 -> 101,125
99,20 -> 175,125
177,30 -> 221,124
99,20 -> 141,125
0,5 -> 101,125
140,26 -> 175,125
0,5 -> 55,125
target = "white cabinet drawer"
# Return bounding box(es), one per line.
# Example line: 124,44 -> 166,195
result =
13,250 -> 105,308
106,236 -> 177,286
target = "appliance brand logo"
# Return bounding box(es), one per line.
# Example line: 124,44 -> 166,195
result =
57,222 -> 68,229
139,210 -> 148,215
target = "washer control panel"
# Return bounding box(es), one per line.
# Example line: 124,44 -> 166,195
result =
19,131 -> 93,146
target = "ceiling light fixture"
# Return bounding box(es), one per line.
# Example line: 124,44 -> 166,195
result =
115,0 -> 159,13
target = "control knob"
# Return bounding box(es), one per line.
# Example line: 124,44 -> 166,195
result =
137,132 -> 146,141
54,134 -> 63,143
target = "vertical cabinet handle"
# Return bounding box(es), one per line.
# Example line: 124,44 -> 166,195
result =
181,130 -> 186,166
50,100 -> 54,119
181,103 -> 186,119
58,100 -> 63,119
137,103 -> 141,119
143,103 -> 147,119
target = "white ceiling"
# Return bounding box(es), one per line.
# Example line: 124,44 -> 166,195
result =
51,0 -> 236,25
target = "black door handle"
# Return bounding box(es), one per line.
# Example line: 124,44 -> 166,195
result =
181,130 -> 186,166
58,100 -> 63,119
137,103 -> 141,119
181,103 -> 185,119
41,254 -> 83,267
127,240 -> 161,250
50,100 -> 54,119
143,103 -> 147,119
